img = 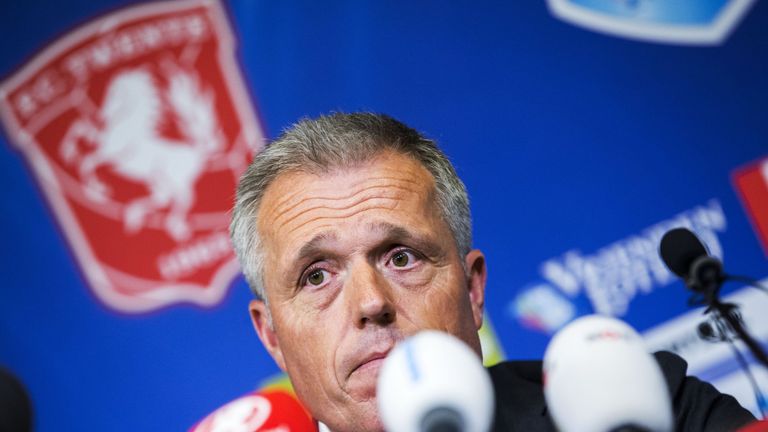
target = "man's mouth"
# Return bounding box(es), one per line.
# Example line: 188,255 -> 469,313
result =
351,350 -> 391,377
356,355 -> 387,373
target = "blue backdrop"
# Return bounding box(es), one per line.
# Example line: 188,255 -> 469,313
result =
0,1 -> 766,430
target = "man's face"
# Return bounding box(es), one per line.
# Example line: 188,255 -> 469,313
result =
249,151 -> 487,432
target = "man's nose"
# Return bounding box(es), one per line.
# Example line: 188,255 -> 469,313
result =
347,260 -> 396,327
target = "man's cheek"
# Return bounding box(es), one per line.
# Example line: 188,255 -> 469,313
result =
284,338 -> 334,393
395,291 -> 448,330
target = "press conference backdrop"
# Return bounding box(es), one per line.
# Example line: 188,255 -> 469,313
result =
0,1 -> 765,430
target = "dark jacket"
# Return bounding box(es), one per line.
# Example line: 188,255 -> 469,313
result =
488,351 -> 756,431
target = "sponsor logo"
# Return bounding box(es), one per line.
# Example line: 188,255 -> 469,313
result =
585,329 -> 634,343
512,284 -> 577,333
0,0 -> 263,312
511,200 -> 727,333
732,156 -> 768,257
547,0 -> 756,45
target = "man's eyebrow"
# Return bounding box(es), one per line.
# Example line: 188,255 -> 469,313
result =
294,231 -> 338,264
289,223 -> 443,271
366,222 -> 441,255
367,222 -> 414,241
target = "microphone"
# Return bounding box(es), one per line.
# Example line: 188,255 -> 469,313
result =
0,368 -> 32,432
377,330 -> 494,432
543,315 -> 673,432
659,227 -> 723,295
737,420 -> 768,432
659,226 -> 768,377
190,388 -> 318,432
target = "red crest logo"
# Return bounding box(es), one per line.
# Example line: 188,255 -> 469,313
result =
0,0 -> 263,312
733,156 -> 768,257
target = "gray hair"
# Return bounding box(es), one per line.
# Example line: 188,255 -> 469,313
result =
230,112 -> 472,301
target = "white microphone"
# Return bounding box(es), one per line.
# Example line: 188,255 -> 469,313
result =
543,315 -> 673,432
377,330 -> 494,432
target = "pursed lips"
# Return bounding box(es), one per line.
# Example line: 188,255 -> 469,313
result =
342,330 -> 403,382
349,348 -> 393,379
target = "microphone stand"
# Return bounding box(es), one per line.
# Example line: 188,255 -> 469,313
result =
706,301 -> 768,369
698,272 -> 768,369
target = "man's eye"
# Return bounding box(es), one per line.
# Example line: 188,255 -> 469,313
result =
306,269 -> 328,286
390,250 -> 416,268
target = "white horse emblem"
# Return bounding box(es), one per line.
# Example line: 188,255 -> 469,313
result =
60,67 -> 224,240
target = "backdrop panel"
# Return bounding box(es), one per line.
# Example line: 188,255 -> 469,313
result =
0,1 -> 766,430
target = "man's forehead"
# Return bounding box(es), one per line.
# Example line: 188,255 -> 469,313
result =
274,152 -> 432,194
258,153 -> 436,224
254,152 -> 445,270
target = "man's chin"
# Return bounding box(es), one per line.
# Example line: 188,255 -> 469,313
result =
360,414 -> 385,432
324,362 -> 386,430
323,402 -> 384,432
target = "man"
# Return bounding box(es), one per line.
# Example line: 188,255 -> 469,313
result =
230,113 -> 755,431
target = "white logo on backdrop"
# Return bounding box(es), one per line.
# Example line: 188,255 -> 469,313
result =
60,67 -> 224,241
512,200 -> 728,332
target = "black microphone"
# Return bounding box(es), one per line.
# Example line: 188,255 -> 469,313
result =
659,227 -> 768,369
659,228 -> 723,296
0,368 -> 32,432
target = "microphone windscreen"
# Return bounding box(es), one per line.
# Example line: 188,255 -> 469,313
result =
190,388 -> 318,432
543,315 -> 673,432
659,228 -> 708,278
377,330 -> 494,432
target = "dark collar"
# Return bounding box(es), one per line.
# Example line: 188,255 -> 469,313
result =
487,360 -> 555,432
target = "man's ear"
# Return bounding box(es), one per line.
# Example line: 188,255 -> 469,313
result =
464,249 -> 487,330
249,299 -> 287,372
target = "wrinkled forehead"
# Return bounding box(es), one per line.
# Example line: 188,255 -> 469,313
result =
259,150 -> 438,218
254,151 -> 443,261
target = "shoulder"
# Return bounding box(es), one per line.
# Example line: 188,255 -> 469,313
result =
486,353 -> 755,432
487,359 -> 544,386
487,360 -> 555,432
652,350 -> 689,390
653,351 -> 755,432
